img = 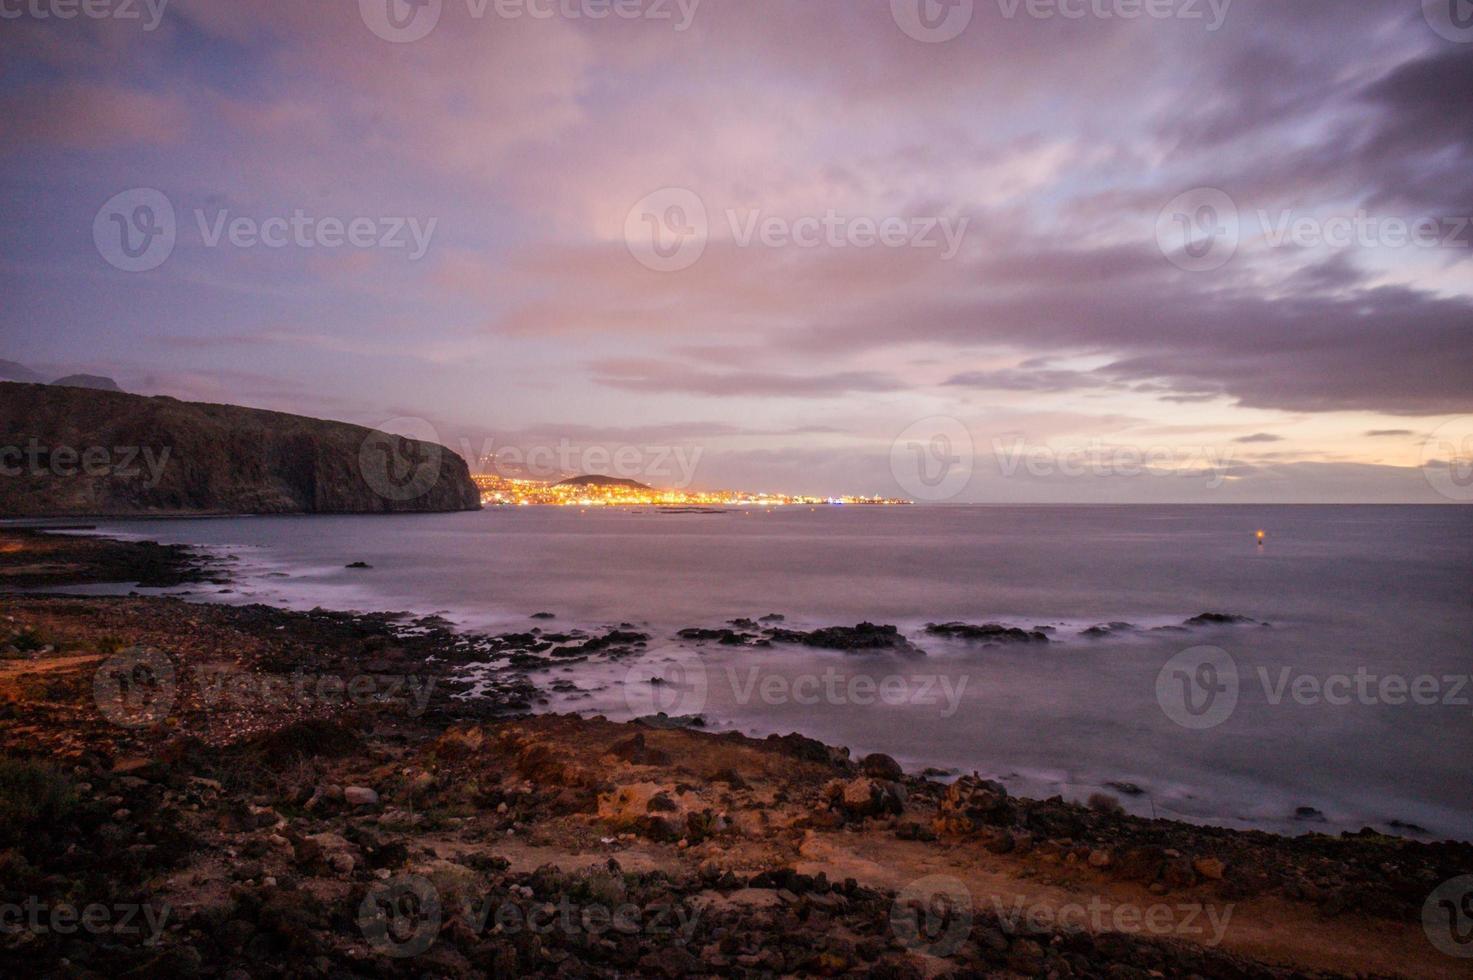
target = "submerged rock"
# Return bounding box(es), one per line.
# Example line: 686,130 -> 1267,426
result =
767,622 -> 924,655
1105,781 -> 1145,797
1082,621 -> 1136,637
678,627 -> 753,645
1185,612 -> 1263,626
925,622 -> 1051,644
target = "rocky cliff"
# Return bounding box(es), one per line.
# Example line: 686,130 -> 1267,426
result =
0,382 -> 481,516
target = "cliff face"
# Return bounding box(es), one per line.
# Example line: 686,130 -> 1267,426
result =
0,383 -> 481,516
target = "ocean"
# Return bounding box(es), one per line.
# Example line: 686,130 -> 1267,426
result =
54,504 -> 1473,841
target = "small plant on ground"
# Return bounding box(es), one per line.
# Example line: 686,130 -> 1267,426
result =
0,756 -> 79,843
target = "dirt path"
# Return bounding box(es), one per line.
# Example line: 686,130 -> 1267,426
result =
0,653 -> 102,676
383,809 -> 1465,978
792,831 -> 1468,980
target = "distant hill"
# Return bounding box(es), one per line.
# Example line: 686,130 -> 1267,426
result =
50,374 -> 123,392
0,360 -> 45,384
554,475 -> 653,490
0,382 -> 481,517
0,359 -> 123,392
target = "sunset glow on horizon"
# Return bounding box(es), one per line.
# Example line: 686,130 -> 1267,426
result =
3,0 -> 1471,502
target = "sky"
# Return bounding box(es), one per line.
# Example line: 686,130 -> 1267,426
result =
2,0 -> 1471,502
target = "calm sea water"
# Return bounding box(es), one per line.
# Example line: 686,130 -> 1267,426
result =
54,505 -> 1473,840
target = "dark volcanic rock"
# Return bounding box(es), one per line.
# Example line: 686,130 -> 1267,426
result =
609,733 -> 673,766
925,622 -> 1051,644
678,627 -> 753,645
766,622 -> 924,655
0,381 -> 481,516
937,775 -> 1015,832
1185,612 -> 1262,626
1083,621 -> 1136,637
860,753 -> 904,780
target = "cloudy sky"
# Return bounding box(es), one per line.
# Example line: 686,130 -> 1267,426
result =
2,0 -> 1471,501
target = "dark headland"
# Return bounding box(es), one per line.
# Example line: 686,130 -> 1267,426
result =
0,382 -> 481,517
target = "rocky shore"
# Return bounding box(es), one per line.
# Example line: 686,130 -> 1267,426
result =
1,528 -> 1469,978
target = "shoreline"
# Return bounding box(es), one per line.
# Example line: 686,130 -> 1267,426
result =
13,524 -> 1469,843
2,527 -> 1470,977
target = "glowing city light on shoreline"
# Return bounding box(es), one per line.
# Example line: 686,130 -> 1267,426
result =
471,474 -> 911,508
